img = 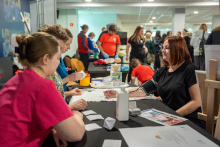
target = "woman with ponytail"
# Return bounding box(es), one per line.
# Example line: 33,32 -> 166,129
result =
0,32 -> 85,147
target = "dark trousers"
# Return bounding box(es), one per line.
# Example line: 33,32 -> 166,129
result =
194,55 -> 205,71
79,52 -> 89,71
128,52 -> 145,82
154,51 -> 161,70
99,54 -> 115,59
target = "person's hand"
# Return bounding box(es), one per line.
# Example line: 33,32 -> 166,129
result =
68,72 -> 84,81
70,99 -> 87,111
125,55 -> 129,61
103,52 -> 109,59
144,47 -> 148,54
52,129 -> 68,147
104,90 -> 117,98
89,50 -> 94,54
69,88 -> 81,96
73,110 -> 84,119
115,54 -> 119,58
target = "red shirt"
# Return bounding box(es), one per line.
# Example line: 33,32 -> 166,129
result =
131,65 -> 154,84
0,69 -> 73,147
78,31 -> 89,53
98,31 -> 120,56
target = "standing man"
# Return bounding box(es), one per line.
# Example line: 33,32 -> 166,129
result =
98,24 -> 121,59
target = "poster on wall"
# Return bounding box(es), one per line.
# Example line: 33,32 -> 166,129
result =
24,12 -> 31,35
4,0 -> 22,22
2,29 -> 23,59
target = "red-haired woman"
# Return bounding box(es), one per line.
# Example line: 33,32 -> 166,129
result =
104,36 -> 205,129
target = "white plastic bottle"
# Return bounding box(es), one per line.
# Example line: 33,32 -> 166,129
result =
116,87 -> 129,121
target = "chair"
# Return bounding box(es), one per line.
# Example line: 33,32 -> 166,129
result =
197,59 -> 220,140
0,57 -> 14,89
71,58 -> 85,72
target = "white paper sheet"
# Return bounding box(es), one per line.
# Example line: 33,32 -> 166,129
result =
205,45 -> 220,80
82,110 -> 97,116
119,125 -> 218,147
69,88 -> 158,104
86,114 -> 104,121
85,123 -> 102,131
102,140 -> 122,147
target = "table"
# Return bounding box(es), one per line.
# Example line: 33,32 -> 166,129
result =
42,100 -> 220,147
88,55 -> 98,62
87,62 -> 129,82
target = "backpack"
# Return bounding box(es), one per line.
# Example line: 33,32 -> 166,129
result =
199,31 -> 206,58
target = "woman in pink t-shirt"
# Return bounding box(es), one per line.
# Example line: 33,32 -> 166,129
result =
0,32 -> 85,147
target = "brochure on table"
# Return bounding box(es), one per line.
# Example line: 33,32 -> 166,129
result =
139,108 -> 187,126
119,125 -> 218,147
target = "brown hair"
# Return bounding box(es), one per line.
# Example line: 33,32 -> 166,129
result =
130,58 -> 141,69
183,29 -> 188,33
88,32 -> 95,37
177,31 -> 181,35
167,31 -> 172,36
131,26 -> 146,43
146,29 -> 152,34
102,27 -> 106,31
64,28 -> 73,38
188,33 -> 192,37
81,24 -> 89,31
162,36 -> 192,66
38,24 -> 68,42
16,32 -> 59,68
108,24 -> 118,32
199,23 -> 207,32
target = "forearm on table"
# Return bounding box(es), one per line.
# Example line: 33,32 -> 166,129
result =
128,88 -> 146,97
62,76 -> 70,84
65,91 -> 71,97
176,100 -> 201,116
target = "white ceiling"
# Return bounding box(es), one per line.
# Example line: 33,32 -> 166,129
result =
57,0 -> 219,30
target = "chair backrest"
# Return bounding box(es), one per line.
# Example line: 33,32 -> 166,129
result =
195,70 -> 208,114
64,56 -> 76,71
0,57 -> 13,83
71,58 -> 85,72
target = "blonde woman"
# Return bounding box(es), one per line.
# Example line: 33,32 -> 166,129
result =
145,33 -> 154,65
126,26 -> 148,82
190,23 -> 209,70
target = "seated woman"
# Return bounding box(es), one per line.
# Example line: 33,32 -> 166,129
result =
130,58 -> 154,86
104,36 -> 205,129
0,32 -> 85,147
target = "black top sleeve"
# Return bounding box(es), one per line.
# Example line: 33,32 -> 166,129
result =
81,33 -> 89,51
128,37 -> 132,44
184,63 -> 197,89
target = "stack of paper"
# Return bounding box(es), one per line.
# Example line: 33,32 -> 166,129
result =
102,140 -> 122,147
86,114 -> 104,121
85,123 -> 102,132
82,110 -> 97,116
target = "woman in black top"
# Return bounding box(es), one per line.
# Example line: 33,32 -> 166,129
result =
154,31 -> 163,70
104,36 -> 205,129
182,29 -> 194,63
126,26 -> 148,82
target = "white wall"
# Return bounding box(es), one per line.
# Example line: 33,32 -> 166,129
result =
57,9 -> 78,58
117,15 -> 123,31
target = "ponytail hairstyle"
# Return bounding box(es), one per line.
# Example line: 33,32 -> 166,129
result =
16,32 -> 59,68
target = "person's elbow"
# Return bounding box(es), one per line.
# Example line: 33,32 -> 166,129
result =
66,124 -> 85,142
